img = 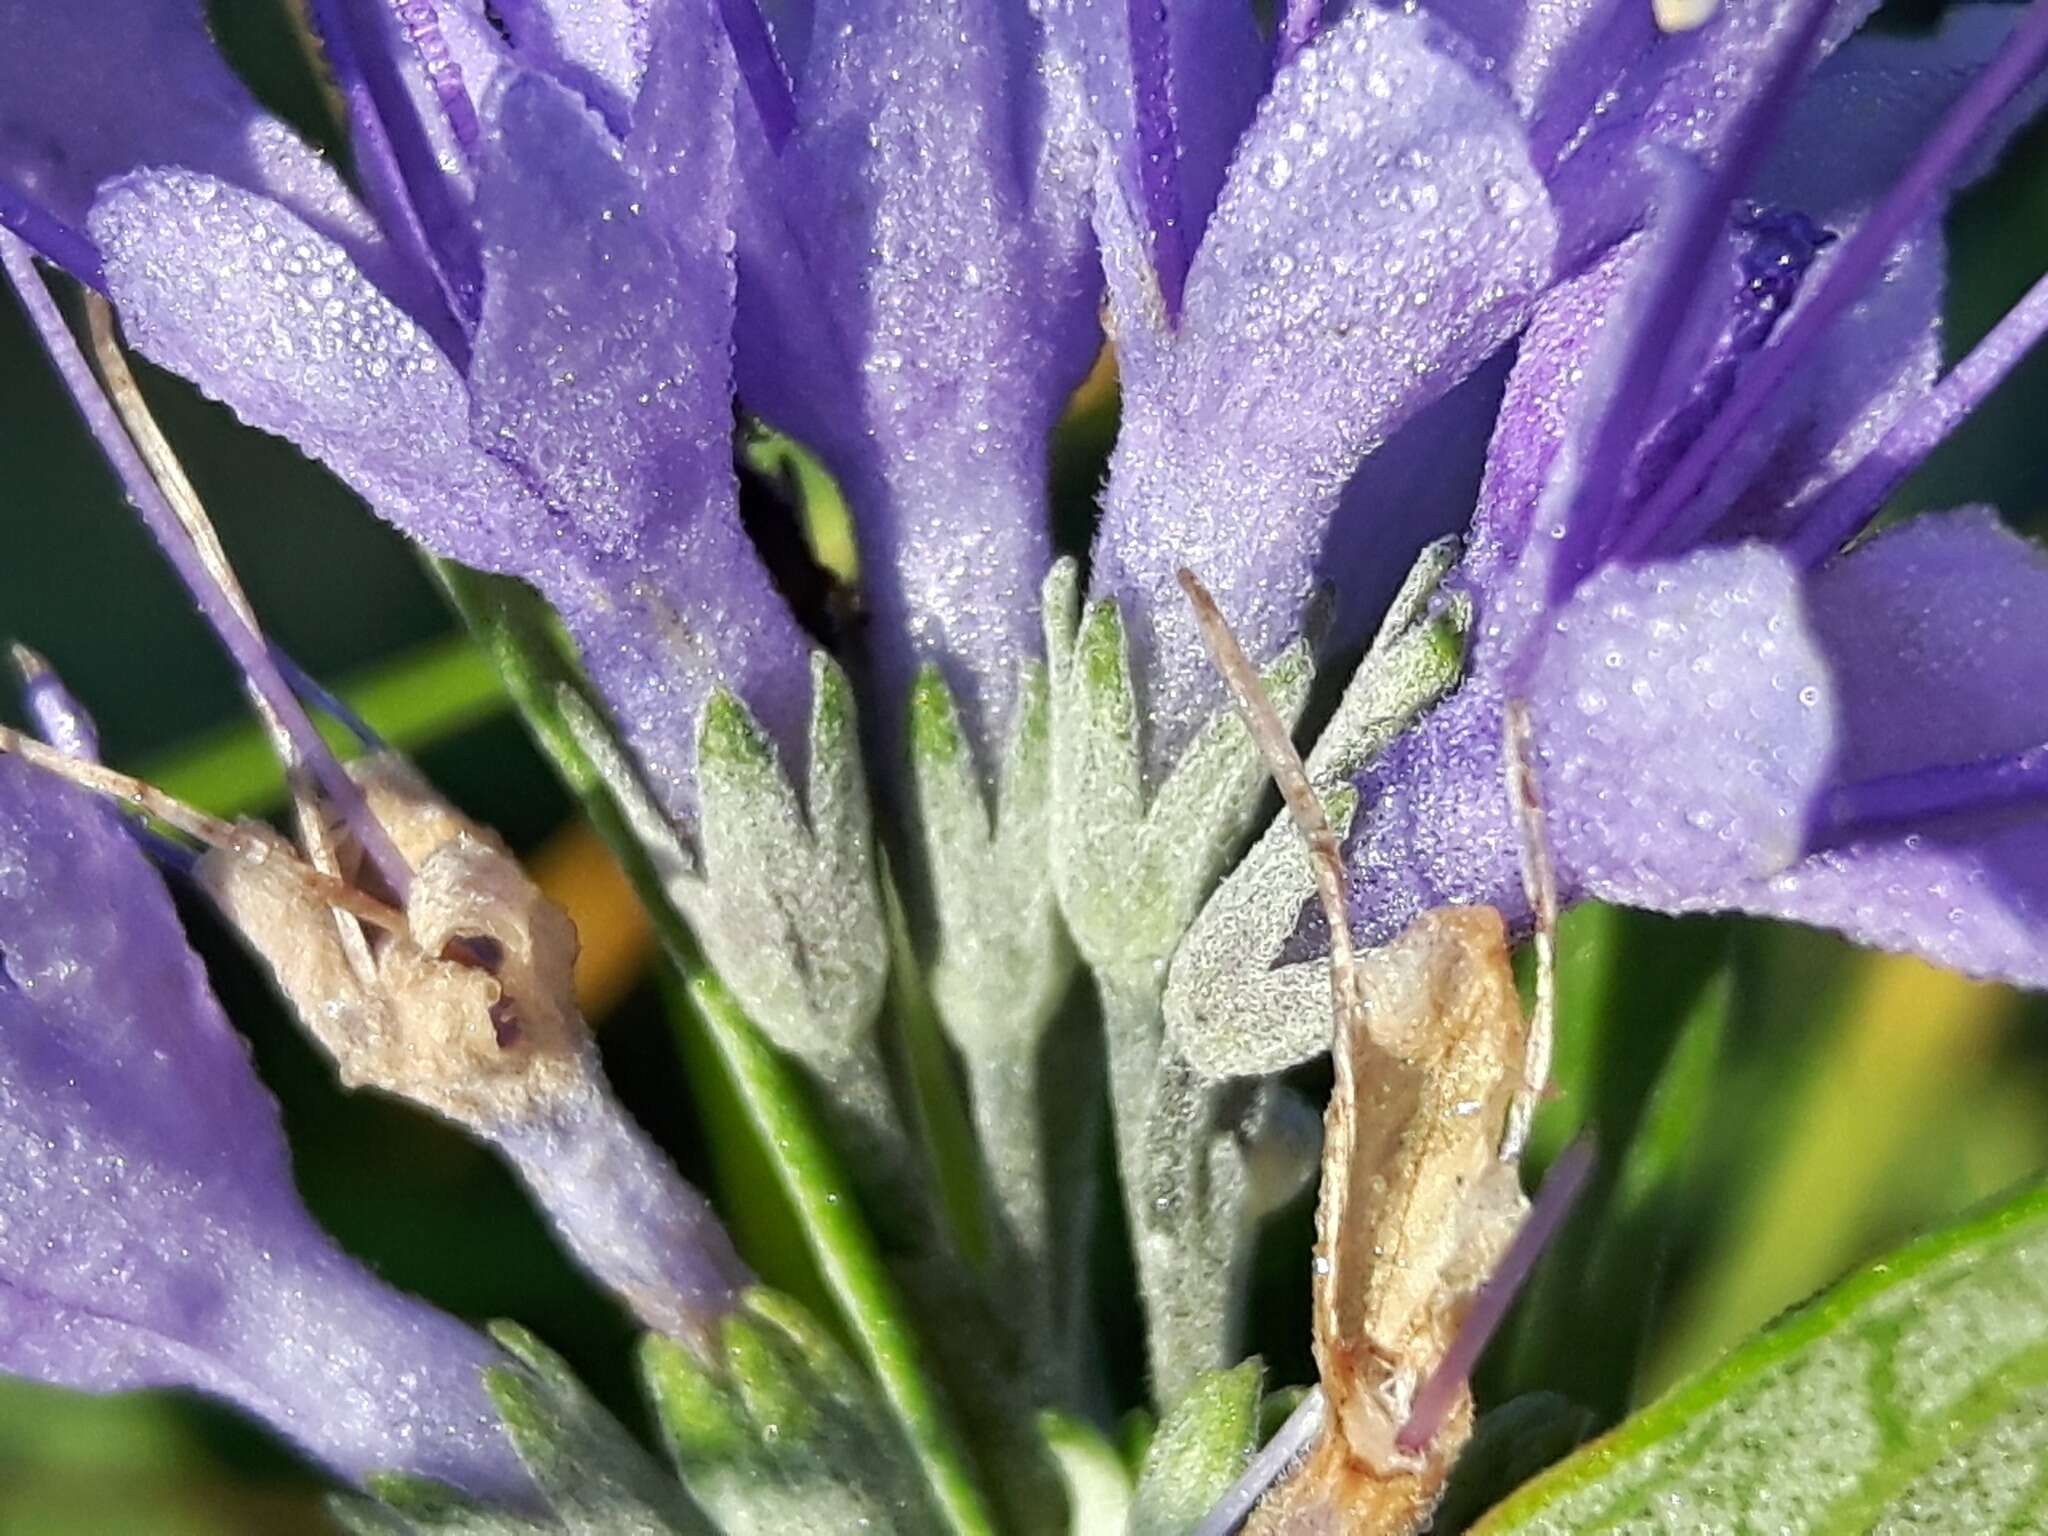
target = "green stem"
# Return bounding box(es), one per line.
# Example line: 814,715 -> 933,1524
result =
1100,970 -> 1249,1407
433,562 -> 998,1536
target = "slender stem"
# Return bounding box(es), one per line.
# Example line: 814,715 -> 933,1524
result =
436,562 -> 1000,1536
963,1043 -> 1062,1383
1101,968 -> 1250,1407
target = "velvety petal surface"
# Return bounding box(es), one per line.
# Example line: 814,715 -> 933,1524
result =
90,171 -> 560,582
1044,0 -> 1266,287
1091,2 -> 1556,775
0,759 -> 525,1500
0,0 -> 388,282
491,0 -> 652,108
1696,511 -> 2048,985
735,0 -> 1104,759
1528,544 -> 1834,908
472,63 -> 815,800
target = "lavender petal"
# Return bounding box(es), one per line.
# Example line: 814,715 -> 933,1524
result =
0,759 -> 527,1502
1092,2 -> 1555,778
734,0 -> 1106,762
1528,544 -> 1835,909
0,0 -> 394,289
472,66 -> 814,797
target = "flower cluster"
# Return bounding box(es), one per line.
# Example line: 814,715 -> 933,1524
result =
1,0 -> 2046,1526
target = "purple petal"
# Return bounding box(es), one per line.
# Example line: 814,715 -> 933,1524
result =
1760,6 -> 2046,228
89,172 -> 558,581
1336,691 -> 1530,950
490,0 -> 652,109
1421,0 -> 1637,145
1723,6 -> 2048,544
0,0 -> 392,284
0,759 -> 525,1501
1804,509 -> 2048,782
1545,0 -> 1874,252
472,64 -> 814,799
1528,544 -> 1835,908
1091,2 -> 1555,776
1314,350 -> 1510,653
1045,0 -> 1266,306
1719,512 -> 2048,986
734,0 -> 1106,759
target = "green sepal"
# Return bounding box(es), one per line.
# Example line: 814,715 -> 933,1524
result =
485,1323 -> 713,1535
690,661 -> 890,1068
1475,1177 -> 2048,1533
434,563 -> 993,1536
640,1288 -> 942,1535
331,1473 -> 551,1534
1126,1360 -> 1265,1536
1046,560 -> 1314,972
1161,558 -> 1470,1082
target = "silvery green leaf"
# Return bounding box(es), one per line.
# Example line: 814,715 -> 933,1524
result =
690,656 -> 889,1065
642,1290 -> 942,1535
1046,560 -> 1313,972
563,663 -> 909,1208
908,659 -> 1079,1376
1474,1178 -> 2048,1533
489,1323 -> 713,1536
1127,1361 -> 1264,1536
1162,591 -> 1468,1081
910,660 -> 1068,1056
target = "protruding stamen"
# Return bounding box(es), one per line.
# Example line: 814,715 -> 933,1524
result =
1621,0 -> 2048,560
1190,1388 -> 1329,1536
1814,744 -> 2048,846
1396,1137 -> 1597,1454
274,647 -> 388,751
0,724 -> 407,932
388,0 -> 484,164
12,643 -> 100,762
77,292 -> 416,899
1556,0 -> 1835,595
0,182 -> 105,292
716,0 -> 800,153
1274,0 -> 1323,70
1129,0 -> 1191,321
1792,267 -> 2048,565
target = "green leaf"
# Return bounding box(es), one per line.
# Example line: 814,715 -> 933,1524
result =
434,563 -> 998,1536
642,1290 -> 943,1534
1041,1413 -> 1133,1536
1473,1178 -> 2048,1533
1493,907 -> 1734,1422
1127,1361 -> 1263,1536
1431,1395 -> 1594,1536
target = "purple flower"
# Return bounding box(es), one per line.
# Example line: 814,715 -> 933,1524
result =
1327,3 -> 2048,987
1072,0 -> 1560,778
1,0 -> 815,827
724,0 -> 1104,767
0,754 -> 530,1502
